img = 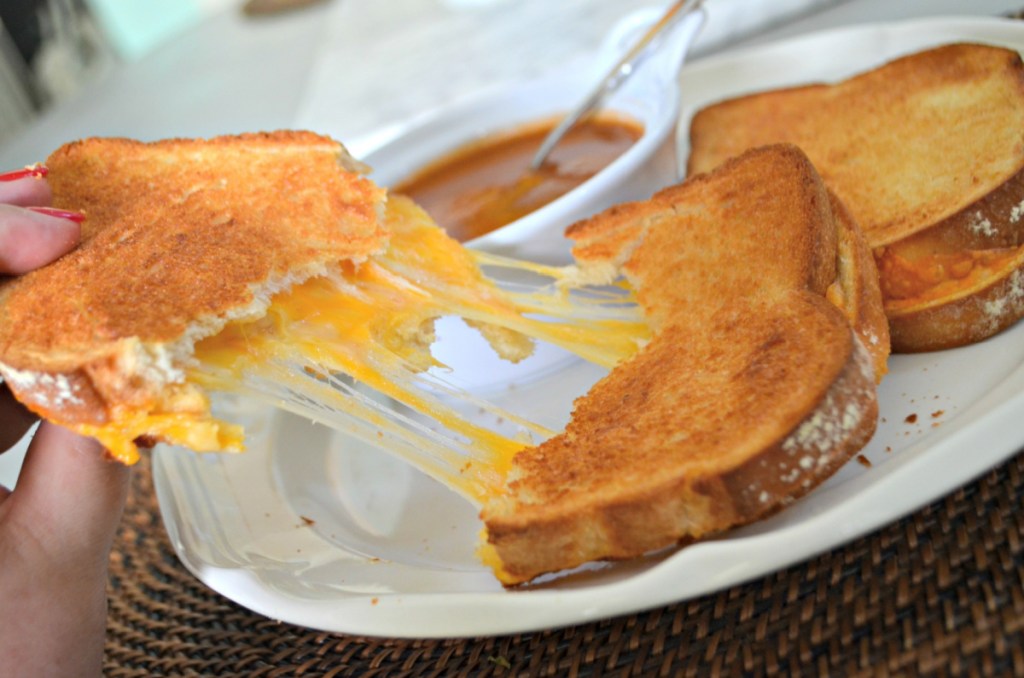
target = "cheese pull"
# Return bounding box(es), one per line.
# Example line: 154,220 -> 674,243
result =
190,196 -> 649,504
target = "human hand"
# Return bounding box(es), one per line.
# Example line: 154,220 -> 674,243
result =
0,168 -> 130,678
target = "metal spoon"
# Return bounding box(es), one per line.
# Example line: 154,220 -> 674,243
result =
528,0 -> 704,171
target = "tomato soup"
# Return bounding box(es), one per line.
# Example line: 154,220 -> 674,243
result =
394,114 -> 643,242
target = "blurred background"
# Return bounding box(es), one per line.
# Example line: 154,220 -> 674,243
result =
3,0 -> 1020,159
0,0 -> 107,143
0,0 -> 241,146
0,0 -> 844,150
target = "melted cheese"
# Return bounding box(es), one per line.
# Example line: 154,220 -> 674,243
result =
182,196 -> 648,504
77,413 -> 243,465
878,245 -> 1024,308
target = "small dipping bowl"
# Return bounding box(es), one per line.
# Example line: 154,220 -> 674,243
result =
362,7 -> 705,264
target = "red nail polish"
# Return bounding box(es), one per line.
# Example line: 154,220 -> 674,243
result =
26,206 -> 86,223
0,165 -> 48,182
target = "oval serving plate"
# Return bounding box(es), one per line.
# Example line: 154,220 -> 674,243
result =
155,17 -> 1024,638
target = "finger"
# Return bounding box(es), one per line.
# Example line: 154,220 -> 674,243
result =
8,423 -> 130,560
0,204 -> 83,274
0,168 -> 51,207
0,385 -> 38,451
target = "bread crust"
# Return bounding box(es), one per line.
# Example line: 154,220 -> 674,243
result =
686,43 -> 1024,351
484,313 -> 876,585
482,145 -> 883,585
0,132 -> 388,431
828,192 -> 890,378
687,43 -> 1024,246
881,164 -> 1024,256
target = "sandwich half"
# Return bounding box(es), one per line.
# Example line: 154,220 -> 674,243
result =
687,42 -> 1024,352
480,144 -> 888,585
0,132 -> 387,462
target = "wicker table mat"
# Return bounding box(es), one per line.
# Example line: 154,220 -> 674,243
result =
104,449 -> 1024,677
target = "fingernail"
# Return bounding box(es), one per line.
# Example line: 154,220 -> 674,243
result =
26,206 -> 85,223
0,165 -> 48,182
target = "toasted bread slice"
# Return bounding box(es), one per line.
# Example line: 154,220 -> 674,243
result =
0,132 -> 388,457
480,145 -> 884,585
0,132 -> 648,476
686,43 -> 1024,351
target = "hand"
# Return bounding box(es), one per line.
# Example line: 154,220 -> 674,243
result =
0,169 -> 130,678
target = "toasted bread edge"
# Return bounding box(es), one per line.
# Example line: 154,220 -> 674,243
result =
486,335 -> 877,586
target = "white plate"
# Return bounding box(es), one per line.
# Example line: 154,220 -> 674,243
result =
154,17 -> 1024,638
359,8 -> 703,265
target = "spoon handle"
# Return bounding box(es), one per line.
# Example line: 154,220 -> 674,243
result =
528,0 -> 704,171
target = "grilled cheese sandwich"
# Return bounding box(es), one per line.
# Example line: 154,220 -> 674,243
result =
0,135 -> 886,586
686,42 -> 1024,351
481,145 -> 887,584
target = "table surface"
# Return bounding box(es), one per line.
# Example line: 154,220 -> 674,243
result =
1,0 -> 1023,673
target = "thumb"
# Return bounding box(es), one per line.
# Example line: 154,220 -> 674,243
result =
8,423 -> 130,561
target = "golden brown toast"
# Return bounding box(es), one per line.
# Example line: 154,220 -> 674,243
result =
0,132 -> 388,457
686,43 -> 1024,352
480,145 -> 885,585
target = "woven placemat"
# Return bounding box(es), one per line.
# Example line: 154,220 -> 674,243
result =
104,450 -> 1024,677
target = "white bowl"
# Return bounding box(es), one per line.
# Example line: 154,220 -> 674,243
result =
362,8 -> 705,264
